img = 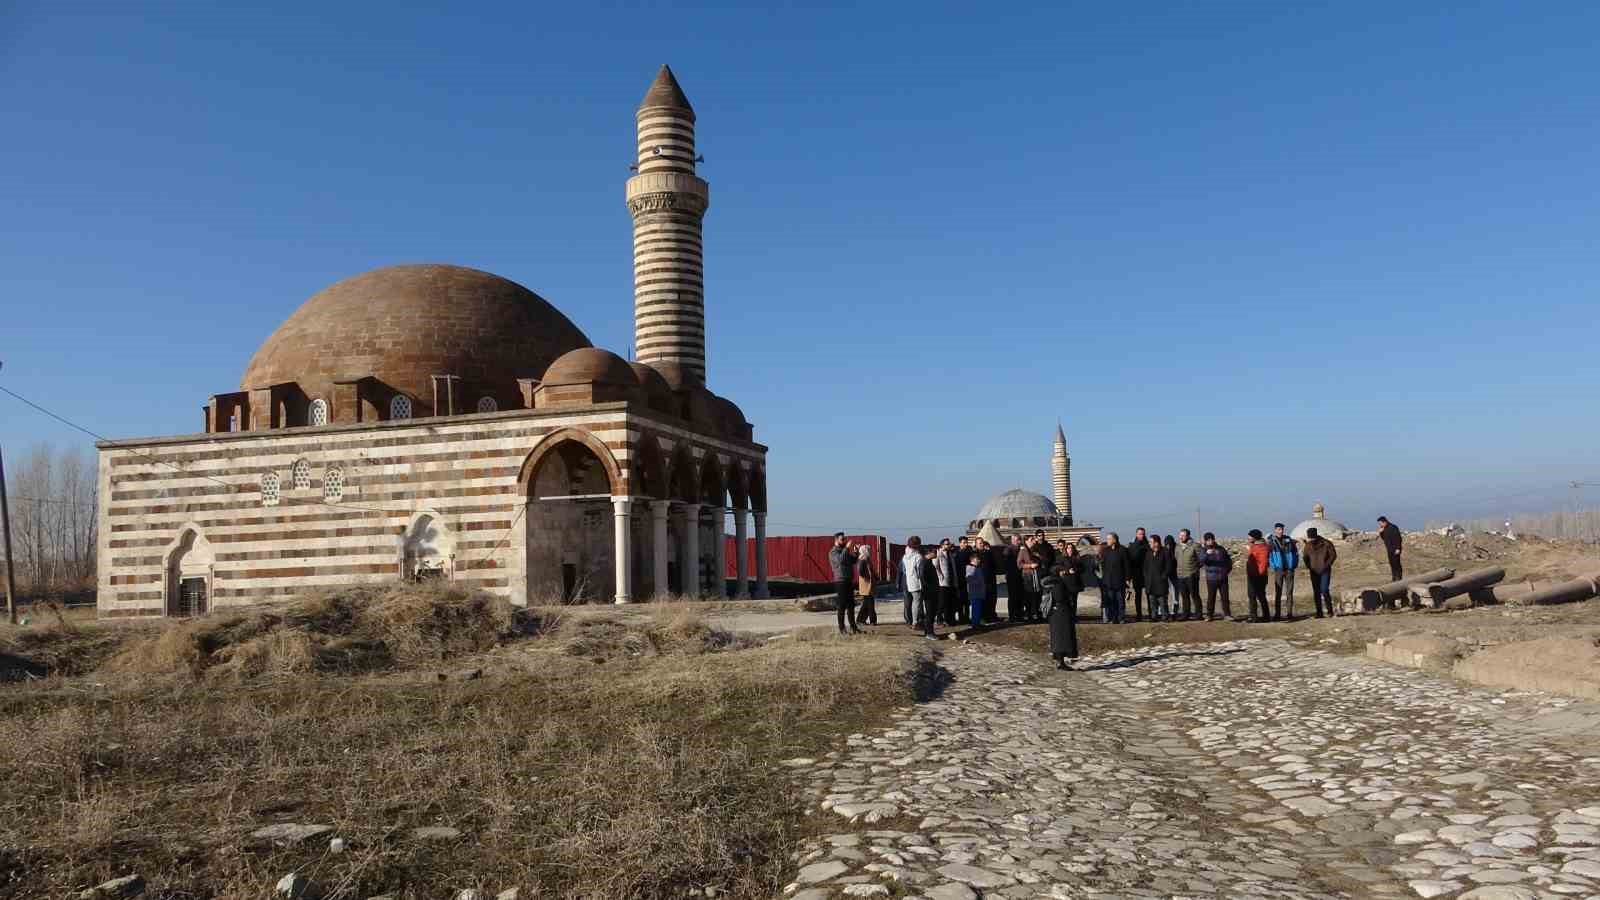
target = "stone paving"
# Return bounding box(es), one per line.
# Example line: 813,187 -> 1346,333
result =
780,638 -> 1600,899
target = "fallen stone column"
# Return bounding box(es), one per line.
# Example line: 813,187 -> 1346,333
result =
1462,581 -> 1535,607
1356,567 -> 1455,612
1519,577 -> 1600,607
1424,567 -> 1506,606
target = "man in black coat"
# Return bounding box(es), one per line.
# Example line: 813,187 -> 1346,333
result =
1097,533 -> 1132,625
1377,516 -> 1403,581
1126,526 -> 1149,621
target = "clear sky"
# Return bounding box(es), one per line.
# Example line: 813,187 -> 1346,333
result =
3,2 -> 1598,538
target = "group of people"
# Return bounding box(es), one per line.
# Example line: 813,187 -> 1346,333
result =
828,530 -> 1089,668
1093,524 -> 1342,624
825,517 -> 1396,671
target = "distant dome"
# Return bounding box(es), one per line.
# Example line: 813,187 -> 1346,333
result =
1292,502 -> 1350,541
242,264 -> 590,406
976,489 -> 1059,521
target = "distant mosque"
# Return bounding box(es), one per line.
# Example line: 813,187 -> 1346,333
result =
967,424 -> 1100,545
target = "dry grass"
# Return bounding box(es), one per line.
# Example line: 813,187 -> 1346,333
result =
98,582 -> 527,682
0,585 -> 925,899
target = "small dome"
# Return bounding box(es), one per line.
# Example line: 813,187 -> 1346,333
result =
242,264 -> 589,406
542,348 -> 638,387
710,393 -> 747,428
1292,503 -> 1350,541
975,489 -> 1059,522
630,362 -> 677,413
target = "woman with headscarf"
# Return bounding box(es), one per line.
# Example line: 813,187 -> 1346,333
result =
1048,540 -> 1084,669
856,544 -> 877,626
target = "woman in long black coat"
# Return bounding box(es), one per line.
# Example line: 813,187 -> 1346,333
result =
1047,541 -> 1084,670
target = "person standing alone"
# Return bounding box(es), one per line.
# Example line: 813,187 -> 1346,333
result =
1377,516 -> 1403,581
828,533 -> 861,635
1267,523 -> 1298,621
1303,526 -> 1339,617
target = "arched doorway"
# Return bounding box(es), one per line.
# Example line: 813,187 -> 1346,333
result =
164,527 -> 215,617
520,430 -> 624,604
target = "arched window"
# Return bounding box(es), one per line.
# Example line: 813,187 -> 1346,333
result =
323,466 -> 344,503
390,395 -> 413,420
291,459 -> 311,490
476,396 -> 498,413
309,399 -> 329,426
261,472 -> 281,507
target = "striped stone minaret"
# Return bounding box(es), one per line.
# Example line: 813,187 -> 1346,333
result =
1052,422 -> 1073,525
626,65 -> 710,389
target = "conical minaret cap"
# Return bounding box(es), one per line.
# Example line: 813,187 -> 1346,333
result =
1054,421 -> 1068,449
639,64 -> 695,120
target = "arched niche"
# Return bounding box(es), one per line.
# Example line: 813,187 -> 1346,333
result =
163,526 -> 215,617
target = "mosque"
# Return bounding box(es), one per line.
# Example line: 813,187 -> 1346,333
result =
95,66 -> 770,616
967,425 -> 1100,546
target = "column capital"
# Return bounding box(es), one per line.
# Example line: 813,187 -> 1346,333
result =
681,502 -> 703,513
753,510 -> 767,524
650,499 -> 671,518
611,496 -> 633,513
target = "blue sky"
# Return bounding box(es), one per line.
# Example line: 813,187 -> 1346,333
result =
3,2 -> 1598,537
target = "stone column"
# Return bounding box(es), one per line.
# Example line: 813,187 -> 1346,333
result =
732,507 -> 750,598
612,497 -> 633,605
754,511 -> 769,599
710,507 -> 727,599
680,503 -> 701,597
650,500 -> 670,601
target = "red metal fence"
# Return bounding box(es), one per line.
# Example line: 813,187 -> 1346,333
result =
724,534 -> 904,584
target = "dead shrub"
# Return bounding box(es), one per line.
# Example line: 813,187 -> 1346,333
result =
99,582 -> 527,681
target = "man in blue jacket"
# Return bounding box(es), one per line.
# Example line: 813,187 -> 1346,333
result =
1267,522 -> 1299,621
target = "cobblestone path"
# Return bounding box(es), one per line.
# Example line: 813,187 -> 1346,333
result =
782,639 -> 1600,900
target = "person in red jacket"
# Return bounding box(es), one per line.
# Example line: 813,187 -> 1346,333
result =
1244,529 -> 1271,622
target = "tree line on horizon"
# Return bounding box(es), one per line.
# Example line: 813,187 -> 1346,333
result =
2,442 -> 98,600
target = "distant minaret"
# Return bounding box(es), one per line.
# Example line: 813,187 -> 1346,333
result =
1052,422 -> 1073,525
627,65 -> 710,389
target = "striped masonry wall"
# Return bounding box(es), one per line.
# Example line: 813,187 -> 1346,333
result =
96,405 -> 764,618
627,101 -> 710,387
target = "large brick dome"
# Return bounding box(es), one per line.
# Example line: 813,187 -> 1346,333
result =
242,264 -> 591,410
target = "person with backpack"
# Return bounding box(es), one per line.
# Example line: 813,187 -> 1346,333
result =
1267,522 -> 1298,621
1200,532 -> 1233,621
1047,541 -> 1084,669
1244,529 -> 1271,622
1303,526 -> 1340,617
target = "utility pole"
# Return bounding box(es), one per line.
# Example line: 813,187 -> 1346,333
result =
1,443 -> 16,625
1195,507 -> 1202,537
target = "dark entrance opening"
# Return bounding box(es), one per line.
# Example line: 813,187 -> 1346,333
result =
178,577 -> 208,617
